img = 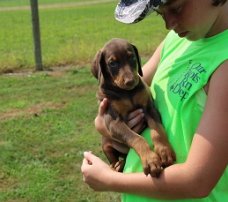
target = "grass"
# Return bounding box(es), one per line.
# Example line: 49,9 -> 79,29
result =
0,0 -> 168,201
0,66 -> 121,201
0,0 -> 167,72
0,0 -> 99,7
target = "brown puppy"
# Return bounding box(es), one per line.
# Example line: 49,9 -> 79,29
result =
91,38 -> 175,177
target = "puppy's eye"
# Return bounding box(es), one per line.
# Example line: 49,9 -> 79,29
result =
108,61 -> 119,68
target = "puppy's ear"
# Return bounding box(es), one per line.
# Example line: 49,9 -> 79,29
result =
92,49 -> 110,82
91,50 -> 102,80
131,44 -> 143,77
99,51 -> 110,79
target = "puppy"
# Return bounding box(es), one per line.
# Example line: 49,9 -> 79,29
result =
91,38 -> 175,177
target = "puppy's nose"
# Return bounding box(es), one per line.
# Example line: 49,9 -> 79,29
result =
124,78 -> 135,87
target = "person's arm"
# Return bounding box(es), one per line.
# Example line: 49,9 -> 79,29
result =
142,42 -> 163,86
81,61 -> 228,199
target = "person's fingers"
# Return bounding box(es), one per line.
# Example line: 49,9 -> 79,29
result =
81,152 -> 92,172
132,122 -> 147,133
128,108 -> 143,120
83,151 -> 97,165
98,98 -> 108,115
127,109 -> 144,129
82,157 -> 89,165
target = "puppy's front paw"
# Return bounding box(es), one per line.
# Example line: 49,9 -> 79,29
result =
110,159 -> 125,172
142,152 -> 162,177
154,144 -> 176,168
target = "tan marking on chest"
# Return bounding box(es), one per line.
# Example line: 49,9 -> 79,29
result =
111,99 -> 133,118
111,88 -> 150,119
132,89 -> 150,108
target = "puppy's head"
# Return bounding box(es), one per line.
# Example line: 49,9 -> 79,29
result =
91,38 -> 142,90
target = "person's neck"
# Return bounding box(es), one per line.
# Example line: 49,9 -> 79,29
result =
206,4 -> 228,37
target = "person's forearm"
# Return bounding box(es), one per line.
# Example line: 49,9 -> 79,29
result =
108,163 -> 207,199
142,42 -> 163,86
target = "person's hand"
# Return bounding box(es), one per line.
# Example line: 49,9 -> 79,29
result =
81,151 -> 115,191
94,98 -> 110,137
95,98 -> 146,135
127,109 -> 146,133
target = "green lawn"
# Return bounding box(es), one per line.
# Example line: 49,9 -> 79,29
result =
0,0 -> 168,201
0,0 -> 167,72
0,0 -> 101,7
0,66 -> 121,201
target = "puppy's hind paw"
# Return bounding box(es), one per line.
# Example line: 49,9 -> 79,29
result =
110,159 -> 125,172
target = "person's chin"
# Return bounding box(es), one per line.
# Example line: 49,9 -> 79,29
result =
178,31 -> 189,38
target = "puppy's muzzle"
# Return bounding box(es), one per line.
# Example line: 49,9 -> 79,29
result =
124,77 -> 135,88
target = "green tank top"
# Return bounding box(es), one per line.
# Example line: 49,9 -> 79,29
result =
122,30 -> 228,202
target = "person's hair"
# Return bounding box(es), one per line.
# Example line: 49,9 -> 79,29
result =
212,0 -> 227,6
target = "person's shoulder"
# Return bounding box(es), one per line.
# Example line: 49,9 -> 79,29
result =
212,60 -> 228,82
205,60 -> 228,156
208,60 -> 228,102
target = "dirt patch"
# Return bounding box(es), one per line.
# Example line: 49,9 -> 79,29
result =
0,102 -> 66,121
1,65 -> 81,77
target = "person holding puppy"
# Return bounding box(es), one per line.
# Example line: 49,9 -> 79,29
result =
81,0 -> 228,201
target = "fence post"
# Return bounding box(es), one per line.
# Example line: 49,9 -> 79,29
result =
30,0 -> 43,71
